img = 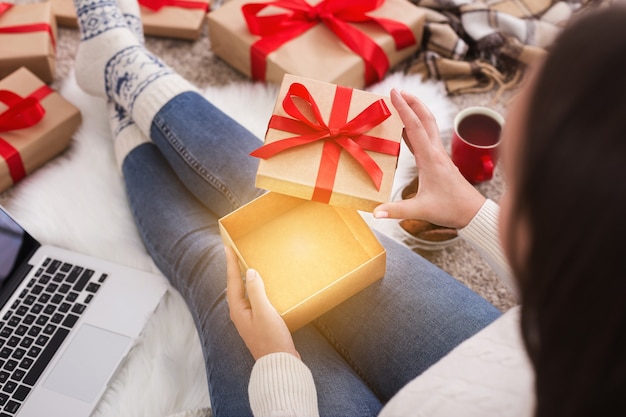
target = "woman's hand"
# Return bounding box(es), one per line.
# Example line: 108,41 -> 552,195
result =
225,246 -> 300,361
374,89 -> 486,229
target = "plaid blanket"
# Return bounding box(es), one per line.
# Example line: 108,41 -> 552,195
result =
404,0 -> 602,97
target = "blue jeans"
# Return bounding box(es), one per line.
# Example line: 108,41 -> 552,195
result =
122,92 -> 501,417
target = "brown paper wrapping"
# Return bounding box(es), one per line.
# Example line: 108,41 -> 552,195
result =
140,0 -> 210,40
50,0 -> 77,28
255,74 -> 403,212
0,2 -> 57,83
219,192 -> 386,332
51,0 -> 210,41
207,0 -> 426,89
0,67 -> 82,193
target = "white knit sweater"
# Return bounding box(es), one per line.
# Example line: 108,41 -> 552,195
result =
248,200 -> 535,417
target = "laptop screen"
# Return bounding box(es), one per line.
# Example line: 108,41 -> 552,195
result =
0,207 -> 41,305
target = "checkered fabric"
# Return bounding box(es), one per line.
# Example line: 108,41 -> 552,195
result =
404,0 -> 608,97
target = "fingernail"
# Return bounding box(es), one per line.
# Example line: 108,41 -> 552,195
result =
374,210 -> 389,219
246,269 -> 257,282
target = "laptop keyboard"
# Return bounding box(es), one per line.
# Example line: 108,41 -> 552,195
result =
0,257 -> 106,416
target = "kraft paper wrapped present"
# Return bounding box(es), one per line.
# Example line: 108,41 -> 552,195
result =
139,0 -> 210,40
0,2 -> 57,84
207,0 -> 426,89
52,0 -> 210,40
0,67 -> 82,193
50,0 -> 77,27
219,74 -> 403,332
254,73 -> 403,212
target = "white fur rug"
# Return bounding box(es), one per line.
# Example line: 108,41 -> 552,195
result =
0,72 -> 454,416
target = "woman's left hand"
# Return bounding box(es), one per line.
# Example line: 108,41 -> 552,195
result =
225,246 -> 300,361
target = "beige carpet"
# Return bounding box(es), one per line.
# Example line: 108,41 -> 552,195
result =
48,12 -> 516,312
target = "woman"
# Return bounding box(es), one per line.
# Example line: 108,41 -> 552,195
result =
70,0 -> 624,414
227,6 -> 626,417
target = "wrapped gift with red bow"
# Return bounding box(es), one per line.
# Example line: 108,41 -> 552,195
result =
0,2 -> 57,83
140,0 -> 210,40
0,67 -> 82,193
207,0 -> 425,89
51,0 -> 210,40
219,74 -> 402,332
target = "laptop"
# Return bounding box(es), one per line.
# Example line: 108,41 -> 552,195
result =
0,206 -> 168,417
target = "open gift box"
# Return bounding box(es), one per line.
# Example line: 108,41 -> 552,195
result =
219,74 -> 403,332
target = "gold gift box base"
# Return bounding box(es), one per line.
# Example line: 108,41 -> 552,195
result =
219,192 -> 386,332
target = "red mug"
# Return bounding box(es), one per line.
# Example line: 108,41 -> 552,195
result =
451,106 -> 504,184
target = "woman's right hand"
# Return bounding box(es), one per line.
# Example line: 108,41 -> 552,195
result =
373,89 -> 486,229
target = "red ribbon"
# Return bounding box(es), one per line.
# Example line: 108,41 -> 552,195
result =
242,0 -> 416,86
0,2 -> 56,50
0,85 -> 52,185
251,82 -> 400,203
139,0 -> 209,12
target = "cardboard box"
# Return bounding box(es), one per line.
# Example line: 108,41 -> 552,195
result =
52,0 -> 210,41
254,74 -> 403,212
219,74 -> 402,332
219,192 -> 386,332
0,2 -> 57,83
207,0 -> 426,89
50,0 -> 77,28
0,67 -> 82,193
140,0 -> 210,40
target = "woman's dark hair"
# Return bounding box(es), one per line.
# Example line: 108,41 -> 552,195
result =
509,5 -> 626,417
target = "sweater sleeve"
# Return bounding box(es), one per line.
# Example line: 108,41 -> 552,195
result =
248,352 -> 319,417
458,199 -> 519,300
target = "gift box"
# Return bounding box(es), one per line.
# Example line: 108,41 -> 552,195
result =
207,0 -> 426,89
51,0 -> 210,41
219,74 -> 402,332
139,0 -> 210,40
0,67 -> 82,193
0,2 -> 57,84
255,73 -> 403,211
220,192 -> 386,332
50,0 -> 77,28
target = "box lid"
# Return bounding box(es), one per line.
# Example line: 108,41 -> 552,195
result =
252,74 -> 403,212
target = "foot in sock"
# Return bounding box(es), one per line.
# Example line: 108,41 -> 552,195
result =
75,0 -> 195,134
73,0 -> 145,97
100,0 -> 148,171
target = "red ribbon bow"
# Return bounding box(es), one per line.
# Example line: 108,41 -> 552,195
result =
242,0 -> 416,86
251,82 -> 400,203
0,85 -> 52,184
0,2 -> 57,50
138,0 -> 209,12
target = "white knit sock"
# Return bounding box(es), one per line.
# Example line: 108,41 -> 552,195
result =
74,0 -> 197,134
73,0 -> 142,97
118,0 -> 144,44
105,0 -> 148,172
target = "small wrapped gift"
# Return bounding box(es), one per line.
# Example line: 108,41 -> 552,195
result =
0,67 -> 82,193
207,0 -> 426,89
139,0 -> 211,40
51,0 -> 210,41
0,2 -> 57,83
219,74 -> 402,332
254,73 -> 403,212
50,0 -> 77,28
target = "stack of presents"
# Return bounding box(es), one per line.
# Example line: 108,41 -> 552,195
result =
1,0 -> 428,331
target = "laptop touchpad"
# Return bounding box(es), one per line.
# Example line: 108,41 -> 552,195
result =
44,324 -> 131,403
